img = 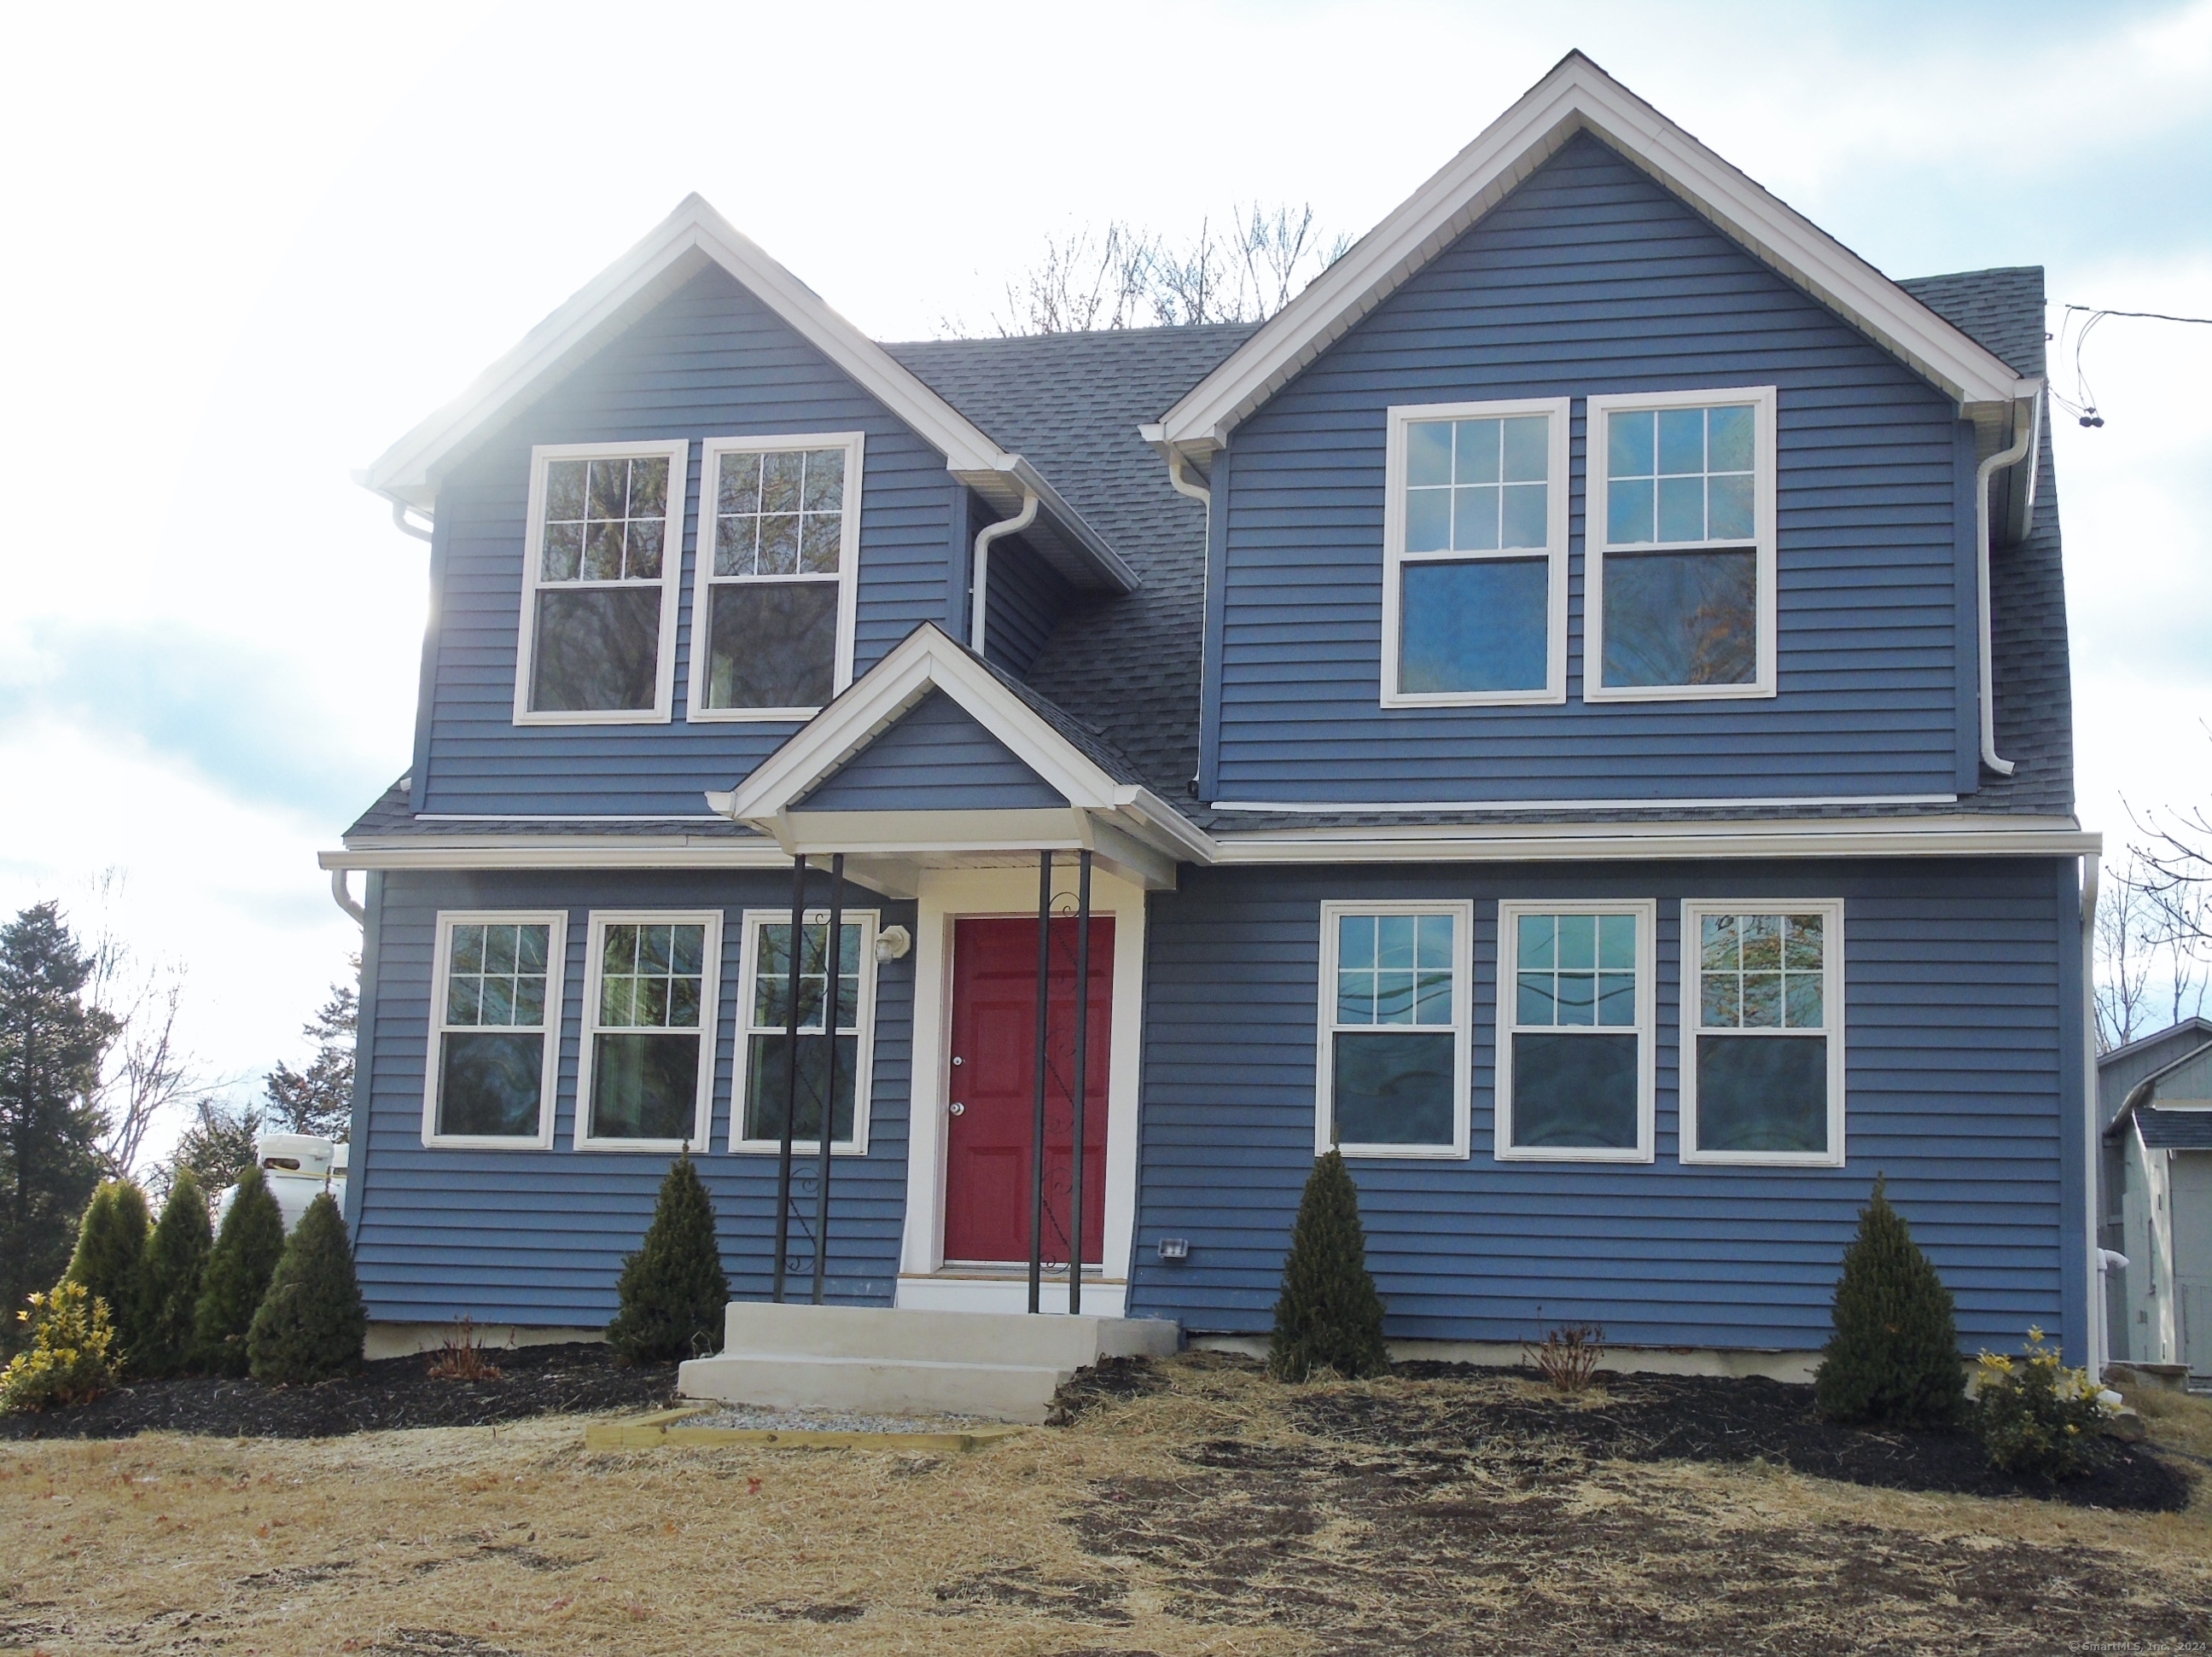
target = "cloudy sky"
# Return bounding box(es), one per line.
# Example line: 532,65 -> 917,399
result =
3,0 -> 2207,1143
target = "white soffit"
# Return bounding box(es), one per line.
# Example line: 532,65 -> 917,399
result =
1158,52 -> 2038,452
364,196 -> 1133,592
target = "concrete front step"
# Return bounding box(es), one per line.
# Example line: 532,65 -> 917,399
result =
677,1352 -> 1075,1424
674,1302 -> 1182,1424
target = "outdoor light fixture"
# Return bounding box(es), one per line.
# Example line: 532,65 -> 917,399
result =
876,925 -> 911,962
1157,1237 -> 1190,1260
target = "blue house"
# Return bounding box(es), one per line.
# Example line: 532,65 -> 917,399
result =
327,54 -> 2100,1381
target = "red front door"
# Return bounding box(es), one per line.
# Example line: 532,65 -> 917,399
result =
944,916 -> 1113,1266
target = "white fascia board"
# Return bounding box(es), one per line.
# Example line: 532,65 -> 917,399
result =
363,197 -> 1133,596
320,842 -> 790,871
1212,821 -> 2100,864
1157,53 -> 2031,452
719,624 -> 1126,819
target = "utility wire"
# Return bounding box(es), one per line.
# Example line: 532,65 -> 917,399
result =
2048,302 -> 2212,427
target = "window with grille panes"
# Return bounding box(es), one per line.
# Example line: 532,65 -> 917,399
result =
579,913 -> 721,1148
733,910 -> 876,1154
1681,902 -> 1844,1165
425,914 -> 565,1146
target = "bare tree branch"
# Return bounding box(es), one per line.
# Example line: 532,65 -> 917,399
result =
81,869 -> 211,1179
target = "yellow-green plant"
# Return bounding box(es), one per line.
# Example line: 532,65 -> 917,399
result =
1970,1325 -> 2111,1480
0,1281 -> 119,1413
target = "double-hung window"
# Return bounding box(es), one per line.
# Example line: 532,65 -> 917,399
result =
1495,901 -> 1656,1161
732,909 -> 877,1155
424,913 -> 565,1148
515,440 -> 688,723
577,911 -> 722,1151
1316,902 -> 1472,1157
1681,901 -> 1844,1166
1586,387 -> 1776,700
1382,399 -> 1569,706
690,434 -> 864,720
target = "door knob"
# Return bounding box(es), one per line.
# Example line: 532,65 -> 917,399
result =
949,1102 -> 965,1116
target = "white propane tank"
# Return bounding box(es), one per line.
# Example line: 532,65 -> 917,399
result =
212,1133 -> 346,1233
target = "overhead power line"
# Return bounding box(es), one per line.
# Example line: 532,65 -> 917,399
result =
2051,302 -> 2212,428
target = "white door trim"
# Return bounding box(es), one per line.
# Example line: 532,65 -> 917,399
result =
896,864 -> 1146,1301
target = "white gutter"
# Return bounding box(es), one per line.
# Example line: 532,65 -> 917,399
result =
968,490 -> 1039,660
2083,852 -> 2104,1376
329,868 -> 366,925
1974,389 -> 2041,776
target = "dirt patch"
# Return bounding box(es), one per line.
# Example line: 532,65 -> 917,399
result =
1311,1362 -> 2195,1511
0,1341 -> 678,1441
1049,1355 -> 1172,1423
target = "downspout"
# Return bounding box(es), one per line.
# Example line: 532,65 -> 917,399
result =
2082,852 -> 2104,1376
1973,392 -> 2040,776
329,868 -> 366,926
968,490 -> 1039,661
1164,449 -> 1212,790
390,499 -> 434,544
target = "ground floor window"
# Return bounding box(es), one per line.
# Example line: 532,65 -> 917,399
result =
732,909 -> 877,1155
1680,900 -> 1844,1165
576,911 -> 721,1150
1316,902 -> 1472,1157
423,912 -> 565,1148
1495,900 -> 1656,1162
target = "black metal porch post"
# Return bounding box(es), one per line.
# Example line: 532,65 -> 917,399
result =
1068,849 -> 1092,1315
773,855 -> 806,1303
812,853 -> 845,1305
1028,849 -> 1051,1314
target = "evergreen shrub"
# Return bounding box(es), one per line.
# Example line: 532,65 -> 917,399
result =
0,1281 -> 119,1412
136,1169 -> 213,1376
1971,1327 -> 2113,1480
67,1180 -> 149,1368
247,1192 -> 366,1384
606,1154 -> 729,1364
1268,1150 -> 1390,1382
195,1164 -> 286,1376
1814,1174 -> 1965,1427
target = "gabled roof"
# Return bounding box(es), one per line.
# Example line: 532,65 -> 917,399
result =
2105,1037 -> 2212,1143
1154,52 -> 2040,457
364,195 -> 1136,594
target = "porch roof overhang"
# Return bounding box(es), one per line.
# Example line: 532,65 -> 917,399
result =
704,624 -> 1211,892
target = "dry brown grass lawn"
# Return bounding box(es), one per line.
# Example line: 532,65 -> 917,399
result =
5,1355 -> 2211,1655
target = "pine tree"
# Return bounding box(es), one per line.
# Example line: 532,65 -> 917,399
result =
0,902 -> 120,1354
195,1164 -> 286,1376
136,1168 -> 212,1377
1269,1150 -> 1390,1382
262,974 -> 357,1141
66,1179 -> 149,1368
606,1154 -> 729,1364
247,1193 -> 365,1384
166,1098 -> 263,1198
1815,1174 -> 1965,1427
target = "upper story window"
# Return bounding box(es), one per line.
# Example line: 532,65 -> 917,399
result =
1586,388 -> 1777,701
1315,902 -> 1472,1158
1382,399 -> 1569,707
1680,901 -> 1844,1166
690,434 -> 864,721
514,441 -> 688,724
1495,901 -> 1656,1162
422,912 -> 566,1148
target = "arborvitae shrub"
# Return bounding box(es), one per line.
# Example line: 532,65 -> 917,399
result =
247,1193 -> 366,1384
67,1180 -> 150,1369
1269,1150 -> 1390,1382
1815,1174 -> 1965,1427
606,1154 -> 729,1364
136,1170 -> 213,1377
195,1165 -> 286,1376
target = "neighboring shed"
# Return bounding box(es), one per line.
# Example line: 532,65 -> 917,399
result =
2104,1022 -> 2212,1374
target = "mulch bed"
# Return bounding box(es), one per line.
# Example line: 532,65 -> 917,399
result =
1291,1361 -> 2193,1512
0,1341 -> 679,1441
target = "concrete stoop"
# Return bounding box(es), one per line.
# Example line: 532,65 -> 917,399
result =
675,1302 -> 1180,1424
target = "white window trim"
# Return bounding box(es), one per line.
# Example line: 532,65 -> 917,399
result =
513,439 -> 690,727
1679,898 -> 1847,1168
1380,398 -> 1570,709
421,910 -> 568,1150
729,906 -> 879,1157
687,432 -> 865,723
1314,899 -> 1474,1160
1584,386 -> 1778,703
1493,898 -> 1658,1164
574,908 -> 724,1153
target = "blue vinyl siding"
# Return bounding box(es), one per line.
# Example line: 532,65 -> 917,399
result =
421,265 -> 958,817
800,689 -> 1066,811
981,537 -> 1075,678
1128,858 -> 2083,1354
1213,132 -> 1967,805
352,869 -> 914,1325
